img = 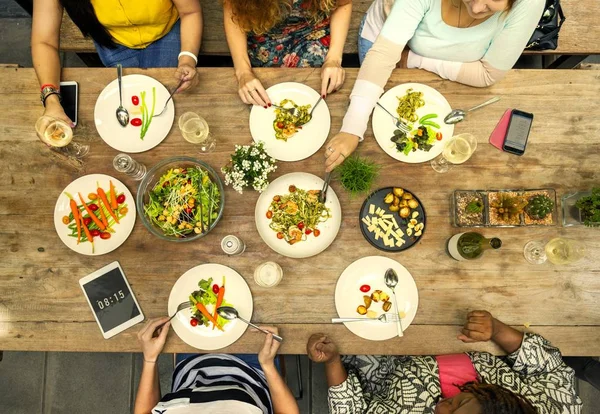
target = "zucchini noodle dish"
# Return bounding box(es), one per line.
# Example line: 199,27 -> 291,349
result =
273,99 -> 311,141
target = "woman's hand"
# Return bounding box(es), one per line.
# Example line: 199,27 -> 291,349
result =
457,310 -> 495,343
137,317 -> 170,362
43,97 -> 74,126
307,334 -> 339,364
321,58 -> 345,97
324,132 -> 359,172
174,58 -> 199,93
258,326 -> 281,368
237,69 -> 271,107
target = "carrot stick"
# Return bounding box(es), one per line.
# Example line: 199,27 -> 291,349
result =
196,302 -> 223,331
78,192 -> 105,230
109,181 -> 118,210
69,198 -> 82,244
80,214 -> 94,253
97,187 -> 120,224
99,204 -> 108,227
212,286 -> 225,330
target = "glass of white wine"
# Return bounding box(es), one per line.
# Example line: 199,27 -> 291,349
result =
430,133 -> 477,173
179,112 -> 216,153
523,238 -> 586,265
35,116 -> 89,158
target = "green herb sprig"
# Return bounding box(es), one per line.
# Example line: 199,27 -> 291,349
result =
336,154 -> 380,196
575,187 -> 600,227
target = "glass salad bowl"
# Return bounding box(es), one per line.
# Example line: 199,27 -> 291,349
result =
137,156 -> 225,242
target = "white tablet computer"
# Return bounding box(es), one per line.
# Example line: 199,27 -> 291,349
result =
79,261 -> 144,339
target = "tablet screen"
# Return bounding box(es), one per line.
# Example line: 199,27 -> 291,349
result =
81,267 -> 141,333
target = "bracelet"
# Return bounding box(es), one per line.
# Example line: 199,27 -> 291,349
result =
41,89 -> 62,107
178,51 -> 198,65
143,359 -> 157,364
40,83 -> 59,92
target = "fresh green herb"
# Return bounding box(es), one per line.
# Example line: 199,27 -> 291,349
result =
575,188 -> 600,227
139,87 -> 156,140
336,154 -> 380,196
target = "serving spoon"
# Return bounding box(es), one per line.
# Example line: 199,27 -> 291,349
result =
384,268 -> 404,337
115,64 -> 129,127
443,96 -> 500,125
217,306 -> 283,342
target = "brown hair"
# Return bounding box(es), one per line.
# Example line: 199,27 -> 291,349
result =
459,382 -> 537,414
506,0 -> 517,12
226,0 -> 338,34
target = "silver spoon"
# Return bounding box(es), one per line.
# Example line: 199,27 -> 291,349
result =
217,306 -> 283,342
444,96 -> 500,125
384,268 -> 404,337
116,64 -> 129,127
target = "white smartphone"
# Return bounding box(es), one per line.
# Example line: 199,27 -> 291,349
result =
60,81 -> 78,126
79,261 -> 144,339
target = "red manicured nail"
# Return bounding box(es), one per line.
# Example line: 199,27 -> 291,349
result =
264,106 -> 267,109
268,103 -> 272,107
322,94 -> 326,99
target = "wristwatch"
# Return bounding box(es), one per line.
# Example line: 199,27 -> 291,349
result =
40,86 -> 61,106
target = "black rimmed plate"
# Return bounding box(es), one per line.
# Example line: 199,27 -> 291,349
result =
359,187 -> 426,252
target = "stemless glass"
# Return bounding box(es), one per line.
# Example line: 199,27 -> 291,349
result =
179,112 -> 216,153
35,116 -> 89,158
113,153 -> 147,180
524,238 -> 586,265
430,133 -> 477,173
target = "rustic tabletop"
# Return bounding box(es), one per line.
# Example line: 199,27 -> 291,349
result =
0,67 -> 599,355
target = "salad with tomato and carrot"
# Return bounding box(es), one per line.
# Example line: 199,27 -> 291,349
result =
390,113 -> 444,156
61,180 -> 129,253
189,277 -> 232,331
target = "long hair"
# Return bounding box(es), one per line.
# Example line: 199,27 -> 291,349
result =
59,0 -> 116,48
459,382 -> 537,414
226,0 -> 337,34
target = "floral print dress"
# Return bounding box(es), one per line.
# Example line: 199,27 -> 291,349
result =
247,0 -> 347,68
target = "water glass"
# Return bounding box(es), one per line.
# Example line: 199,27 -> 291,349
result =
179,112 -> 216,153
430,133 -> 477,173
35,115 -> 89,158
113,153 -> 147,180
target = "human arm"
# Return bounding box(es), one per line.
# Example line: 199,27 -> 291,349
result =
320,1 -> 352,97
133,317 -> 171,414
31,0 -> 72,124
222,0 -> 270,106
457,310 -> 524,353
172,0 -> 202,92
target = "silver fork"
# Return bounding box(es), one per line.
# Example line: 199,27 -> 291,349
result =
319,172 -> 332,203
272,104 -> 300,118
376,103 -> 411,134
331,313 -> 403,323
167,300 -> 193,323
153,78 -> 185,118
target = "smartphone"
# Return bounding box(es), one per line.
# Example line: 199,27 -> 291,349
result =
489,109 -> 512,151
60,81 -> 78,126
502,109 -> 533,156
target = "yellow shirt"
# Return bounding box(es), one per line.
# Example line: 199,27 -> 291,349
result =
91,0 -> 179,49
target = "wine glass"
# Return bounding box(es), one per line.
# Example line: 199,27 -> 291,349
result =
430,133 -> 477,173
179,112 -> 216,153
523,238 -> 586,265
35,116 -> 89,158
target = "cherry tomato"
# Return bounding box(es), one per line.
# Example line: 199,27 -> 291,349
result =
162,181 -> 170,188
185,207 -> 192,214
273,195 -> 281,202
190,318 -> 198,327
436,132 -> 443,141
212,284 -> 220,294
305,228 -> 312,235
266,211 -> 273,219
130,118 -> 142,127
83,217 -> 92,226
100,232 -> 111,240
119,207 -> 128,215
62,216 -> 70,225
276,232 -> 284,239
276,122 -> 285,129
131,96 -> 139,106
360,284 -> 371,293
297,222 -> 305,230
90,229 -> 101,237
117,194 -> 126,204
289,185 -> 297,193
313,229 -> 321,237
89,203 -> 99,211
88,193 -> 98,201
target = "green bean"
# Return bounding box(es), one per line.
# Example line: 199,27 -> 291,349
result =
418,113 -> 438,123
421,120 -> 440,129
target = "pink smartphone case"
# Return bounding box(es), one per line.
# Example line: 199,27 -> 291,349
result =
489,109 -> 512,150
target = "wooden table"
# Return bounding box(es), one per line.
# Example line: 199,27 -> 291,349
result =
0,67 -> 599,355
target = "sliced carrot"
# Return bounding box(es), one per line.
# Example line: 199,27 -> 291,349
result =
212,286 -> 225,330
109,181 -> 118,210
80,214 -> 94,253
69,198 -> 82,244
78,193 -> 105,230
99,204 -> 108,227
196,302 -> 223,331
97,187 -> 120,224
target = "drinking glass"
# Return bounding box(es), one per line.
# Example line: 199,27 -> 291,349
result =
523,238 -> 586,265
179,112 -> 216,153
113,153 -> 147,180
430,133 -> 477,173
35,116 -> 89,158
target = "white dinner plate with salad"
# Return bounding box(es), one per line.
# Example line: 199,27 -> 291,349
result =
255,172 -> 342,258
334,256 -> 419,341
94,74 -> 174,153
53,174 -> 136,256
373,83 -> 454,163
168,264 -> 253,351
249,82 -> 330,162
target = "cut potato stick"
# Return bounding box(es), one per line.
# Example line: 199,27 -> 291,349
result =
78,192 -> 105,230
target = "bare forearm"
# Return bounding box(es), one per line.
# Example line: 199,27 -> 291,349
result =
325,356 -> 347,387
492,319 -> 524,354
179,11 -> 202,56
32,43 -> 62,89
223,3 -> 252,76
326,3 -> 352,62
262,364 -> 299,414
133,361 -> 161,414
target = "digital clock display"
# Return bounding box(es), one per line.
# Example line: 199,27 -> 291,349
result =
82,267 -> 141,332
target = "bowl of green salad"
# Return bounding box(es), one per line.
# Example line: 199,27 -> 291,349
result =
137,156 -> 224,242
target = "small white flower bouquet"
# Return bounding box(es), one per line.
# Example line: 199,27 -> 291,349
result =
222,141 -> 277,194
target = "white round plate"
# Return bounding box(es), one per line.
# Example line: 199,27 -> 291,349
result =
373,83 -> 454,163
334,256 -> 419,341
249,82 -> 330,162
53,174 -> 136,256
168,264 -> 253,351
94,74 -> 174,153
255,172 -> 341,258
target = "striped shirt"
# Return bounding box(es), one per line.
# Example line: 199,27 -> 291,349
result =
152,354 -> 273,414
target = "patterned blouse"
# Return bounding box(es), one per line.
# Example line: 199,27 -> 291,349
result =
247,0 -> 350,68
329,333 -> 582,413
